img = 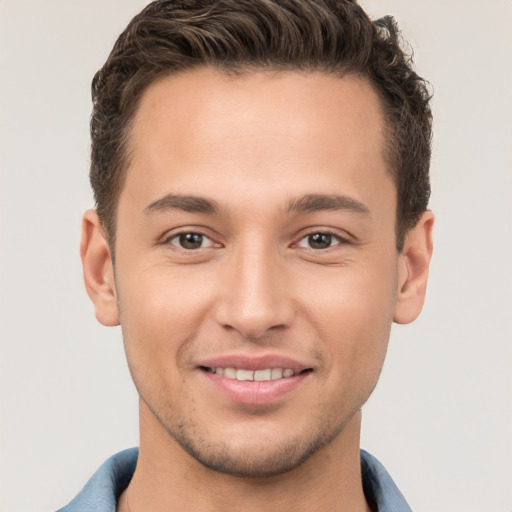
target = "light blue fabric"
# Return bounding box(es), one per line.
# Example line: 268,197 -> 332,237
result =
56,448 -> 138,512
360,449 -> 413,512
57,447 -> 412,511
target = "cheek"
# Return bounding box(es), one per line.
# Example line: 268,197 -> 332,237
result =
115,265 -> 215,368
302,260 -> 397,373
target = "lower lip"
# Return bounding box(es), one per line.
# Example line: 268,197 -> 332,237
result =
201,370 -> 311,406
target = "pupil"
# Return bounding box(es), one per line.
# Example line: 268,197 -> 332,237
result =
309,233 -> 331,249
180,233 -> 203,249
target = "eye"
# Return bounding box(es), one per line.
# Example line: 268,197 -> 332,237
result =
297,232 -> 343,250
168,232 -> 215,250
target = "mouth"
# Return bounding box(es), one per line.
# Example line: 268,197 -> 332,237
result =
197,353 -> 314,406
199,366 -> 312,382
198,357 -> 313,406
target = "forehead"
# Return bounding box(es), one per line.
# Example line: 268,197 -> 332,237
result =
122,67 -> 392,214
132,68 -> 385,155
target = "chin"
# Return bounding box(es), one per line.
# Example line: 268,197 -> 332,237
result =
156,408 -> 351,478
174,432 -> 336,478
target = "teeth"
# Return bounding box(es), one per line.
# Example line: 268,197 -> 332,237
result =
224,367 -> 236,379
271,368 -> 283,380
210,367 -> 296,381
236,369 -> 254,381
254,369 -> 271,381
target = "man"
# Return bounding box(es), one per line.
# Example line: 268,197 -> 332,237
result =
59,0 -> 433,510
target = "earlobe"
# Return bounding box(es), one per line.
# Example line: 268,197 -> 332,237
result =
393,211 -> 434,324
80,209 -> 120,327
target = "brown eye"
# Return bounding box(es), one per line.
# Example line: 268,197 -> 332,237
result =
308,233 -> 332,249
169,233 -> 207,249
297,232 -> 343,250
180,233 -> 203,249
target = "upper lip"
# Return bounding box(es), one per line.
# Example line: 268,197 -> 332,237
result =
198,353 -> 313,373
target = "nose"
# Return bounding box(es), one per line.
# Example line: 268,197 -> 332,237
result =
215,242 -> 296,339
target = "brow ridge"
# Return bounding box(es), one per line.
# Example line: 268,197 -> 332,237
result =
144,192 -> 369,217
286,194 -> 370,215
144,194 -> 221,215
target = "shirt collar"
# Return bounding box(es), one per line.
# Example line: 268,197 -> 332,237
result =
361,449 -> 413,512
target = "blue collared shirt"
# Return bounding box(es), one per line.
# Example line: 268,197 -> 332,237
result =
57,448 -> 412,511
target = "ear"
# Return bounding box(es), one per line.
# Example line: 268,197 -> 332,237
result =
80,209 -> 119,326
393,211 -> 434,324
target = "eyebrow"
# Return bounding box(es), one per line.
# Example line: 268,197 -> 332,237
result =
144,194 -> 223,215
143,192 -> 370,217
286,194 -> 371,215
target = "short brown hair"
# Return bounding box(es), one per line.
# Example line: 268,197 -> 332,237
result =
91,0 -> 432,251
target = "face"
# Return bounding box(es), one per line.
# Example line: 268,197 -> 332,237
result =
96,68 -> 410,476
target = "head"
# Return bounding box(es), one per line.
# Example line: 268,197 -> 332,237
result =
90,0 -> 432,254
81,0 -> 434,480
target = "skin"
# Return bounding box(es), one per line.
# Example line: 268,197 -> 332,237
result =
81,68 -> 433,512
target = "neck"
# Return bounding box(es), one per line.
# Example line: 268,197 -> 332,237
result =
118,400 -> 370,512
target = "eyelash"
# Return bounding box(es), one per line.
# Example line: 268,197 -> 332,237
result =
165,231 -> 219,250
295,230 -> 349,251
163,229 -> 349,252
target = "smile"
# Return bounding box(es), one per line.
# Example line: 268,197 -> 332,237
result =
202,367 -> 297,381
199,362 -> 313,406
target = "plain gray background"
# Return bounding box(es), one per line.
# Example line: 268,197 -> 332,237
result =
1,1 -> 511,511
